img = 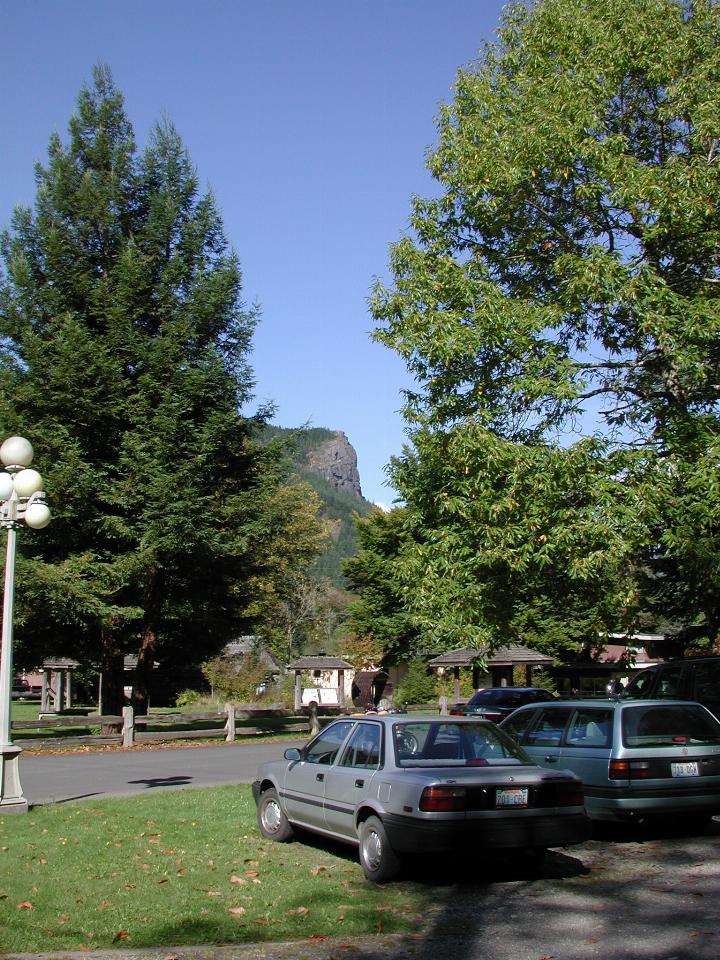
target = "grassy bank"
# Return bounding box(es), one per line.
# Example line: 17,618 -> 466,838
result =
0,785 -> 425,953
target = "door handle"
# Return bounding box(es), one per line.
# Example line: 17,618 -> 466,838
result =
355,779 -> 365,788
544,755 -> 558,763
316,773 -> 324,782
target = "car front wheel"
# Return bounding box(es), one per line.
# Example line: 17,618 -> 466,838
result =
358,815 -> 401,883
257,788 -> 294,842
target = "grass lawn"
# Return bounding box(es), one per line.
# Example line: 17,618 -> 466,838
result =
0,785 -> 427,953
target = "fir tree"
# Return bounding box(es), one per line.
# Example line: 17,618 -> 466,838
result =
0,66 -> 324,711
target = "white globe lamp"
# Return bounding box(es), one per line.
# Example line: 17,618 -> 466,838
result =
0,436 -> 34,469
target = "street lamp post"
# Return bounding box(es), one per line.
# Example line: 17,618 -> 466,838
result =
0,435 -> 50,814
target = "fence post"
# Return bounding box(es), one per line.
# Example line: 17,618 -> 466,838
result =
224,703 -> 236,742
308,701 -> 321,736
122,705 -> 134,747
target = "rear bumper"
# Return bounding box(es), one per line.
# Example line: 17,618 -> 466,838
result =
382,810 -> 590,853
585,787 -> 720,821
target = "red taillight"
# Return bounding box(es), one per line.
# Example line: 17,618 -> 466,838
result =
448,709 -> 464,716
419,785 -> 467,812
556,784 -> 585,806
609,760 -> 650,780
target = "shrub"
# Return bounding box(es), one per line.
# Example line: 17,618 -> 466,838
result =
202,651 -> 270,704
175,689 -> 203,709
394,658 -> 438,705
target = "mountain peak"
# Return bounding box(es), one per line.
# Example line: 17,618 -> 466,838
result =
305,430 -> 363,499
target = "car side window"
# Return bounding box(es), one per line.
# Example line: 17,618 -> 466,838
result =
656,665 -> 683,698
524,708 -> 572,747
303,721 -> 354,765
693,662 -> 720,701
338,722 -> 381,770
565,709 -> 612,747
501,710 -> 537,743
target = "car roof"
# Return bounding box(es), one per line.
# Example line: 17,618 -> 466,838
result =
504,698 -> 708,712
339,713 -> 498,726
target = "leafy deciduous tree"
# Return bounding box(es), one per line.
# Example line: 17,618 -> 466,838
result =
370,0 -> 720,654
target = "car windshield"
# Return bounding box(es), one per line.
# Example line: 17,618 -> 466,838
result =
622,704 -> 720,747
393,720 -> 532,767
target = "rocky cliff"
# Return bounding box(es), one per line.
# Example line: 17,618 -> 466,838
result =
305,431 -> 363,498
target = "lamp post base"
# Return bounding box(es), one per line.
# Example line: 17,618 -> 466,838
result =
0,743 -> 28,813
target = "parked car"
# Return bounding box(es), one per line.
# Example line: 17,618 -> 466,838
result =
253,714 -> 590,883
448,687 -> 556,721
11,678 -> 41,700
499,698 -> 720,824
622,656 -> 720,721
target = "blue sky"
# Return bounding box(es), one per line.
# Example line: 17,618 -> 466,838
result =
1,1 -> 508,507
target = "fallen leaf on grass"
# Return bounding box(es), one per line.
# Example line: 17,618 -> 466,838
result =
286,907 -> 309,916
16,902 -> 33,910
230,876 -> 247,885
229,907 -> 246,917
96,900 -> 112,911
124,883 -> 137,890
207,891 -> 222,898
245,870 -> 259,878
112,931 -> 129,943
244,859 -> 259,867
158,878 -> 169,885
254,917 -> 270,926
308,935 -> 327,941
311,865 -> 329,876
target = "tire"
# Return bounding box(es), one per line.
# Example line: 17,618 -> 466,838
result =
257,787 -> 294,842
358,815 -> 401,883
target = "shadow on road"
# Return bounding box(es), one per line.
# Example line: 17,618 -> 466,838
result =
127,775 -> 194,788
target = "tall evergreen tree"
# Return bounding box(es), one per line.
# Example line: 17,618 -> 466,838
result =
0,66 -> 324,710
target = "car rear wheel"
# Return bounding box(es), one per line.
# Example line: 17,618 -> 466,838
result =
257,788 -> 294,842
358,815 -> 401,883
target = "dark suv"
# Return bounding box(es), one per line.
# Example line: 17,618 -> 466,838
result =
622,657 -> 720,721
448,687 -> 555,722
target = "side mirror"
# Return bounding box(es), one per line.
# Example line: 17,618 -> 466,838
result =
284,748 -> 301,761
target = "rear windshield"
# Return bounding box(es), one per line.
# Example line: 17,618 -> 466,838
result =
468,689 -> 544,708
393,720 -> 531,767
622,704 -> 720,747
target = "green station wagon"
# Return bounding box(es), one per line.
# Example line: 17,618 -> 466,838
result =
500,699 -> 720,823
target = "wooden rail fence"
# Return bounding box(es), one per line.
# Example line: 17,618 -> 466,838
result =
11,704 -> 318,749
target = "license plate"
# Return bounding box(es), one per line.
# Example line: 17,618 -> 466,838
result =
496,787 -> 529,808
671,761 -> 699,778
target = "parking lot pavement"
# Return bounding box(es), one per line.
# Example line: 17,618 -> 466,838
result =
4,819 -> 719,960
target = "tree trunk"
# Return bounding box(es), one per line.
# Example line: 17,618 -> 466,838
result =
132,566 -> 164,716
99,624 -> 125,734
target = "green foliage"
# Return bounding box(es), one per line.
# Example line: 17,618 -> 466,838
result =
201,651 -> 270,704
394,658 -> 438,705
344,507 -> 421,662
174,689 -> 204,709
370,0 -> 720,654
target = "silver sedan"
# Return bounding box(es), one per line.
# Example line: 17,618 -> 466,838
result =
252,713 -> 590,882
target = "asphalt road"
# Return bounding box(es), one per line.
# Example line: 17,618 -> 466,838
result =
19,740 -> 302,805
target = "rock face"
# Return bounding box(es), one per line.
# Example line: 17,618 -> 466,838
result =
305,431 -> 363,498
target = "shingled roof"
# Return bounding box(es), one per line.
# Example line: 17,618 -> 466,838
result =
286,655 -> 353,671
428,644 -> 553,668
